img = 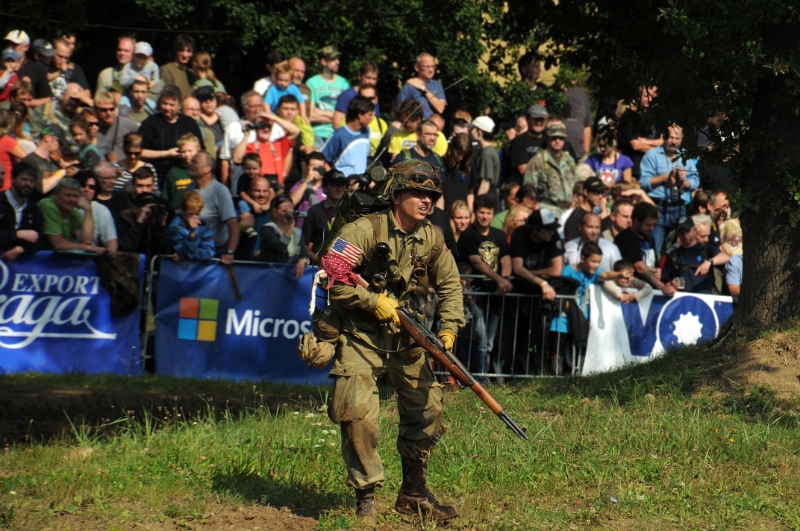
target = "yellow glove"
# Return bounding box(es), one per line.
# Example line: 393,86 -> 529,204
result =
438,330 -> 456,351
374,293 -> 400,326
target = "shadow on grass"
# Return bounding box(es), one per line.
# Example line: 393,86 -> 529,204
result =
211,472 -> 346,520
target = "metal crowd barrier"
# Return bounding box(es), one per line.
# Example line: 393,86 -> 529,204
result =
141,258 -> 584,379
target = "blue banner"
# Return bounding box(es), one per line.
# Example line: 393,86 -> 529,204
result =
0,251 -> 144,375
155,260 -> 328,384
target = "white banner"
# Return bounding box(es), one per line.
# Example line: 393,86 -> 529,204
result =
583,286 -> 734,375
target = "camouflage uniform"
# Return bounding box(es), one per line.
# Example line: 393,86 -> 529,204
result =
320,160 -> 464,520
523,123 -> 576,216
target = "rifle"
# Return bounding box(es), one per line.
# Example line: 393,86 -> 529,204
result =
396,307 -> 529,441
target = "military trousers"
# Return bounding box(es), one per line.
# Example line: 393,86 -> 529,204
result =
328,323 -> 445,490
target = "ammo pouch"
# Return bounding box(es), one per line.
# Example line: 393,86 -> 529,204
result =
297,310 -> 341,369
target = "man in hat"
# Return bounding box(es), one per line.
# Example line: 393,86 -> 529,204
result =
524,122 -> 577,216
507,105 -> 579,183
470,116 -> 500,193
319,159 -> 464,523
562,176 -> 609,241
307,45 -> 350,149
395,53 -> 446,119
4,30 -> 52,107
662,215 -> 729,294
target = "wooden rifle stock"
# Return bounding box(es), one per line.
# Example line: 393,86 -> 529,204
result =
396,308 -> 528,440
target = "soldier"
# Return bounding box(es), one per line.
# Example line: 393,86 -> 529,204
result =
523,122 -> 577,216
319,159 -> 465,521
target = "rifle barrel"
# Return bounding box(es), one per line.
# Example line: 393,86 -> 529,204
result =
397,308 -> 528,441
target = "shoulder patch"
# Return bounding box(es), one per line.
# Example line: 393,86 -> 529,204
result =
330,237 -> 362,266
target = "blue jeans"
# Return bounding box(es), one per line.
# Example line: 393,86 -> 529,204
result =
464,298 -> 499,376
651,203 -> 685,255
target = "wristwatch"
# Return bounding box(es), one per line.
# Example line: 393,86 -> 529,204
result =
226,249 -> 235,255
421,87 -> 429,95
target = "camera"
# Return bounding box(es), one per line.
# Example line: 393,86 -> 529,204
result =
244,121 -> 270,132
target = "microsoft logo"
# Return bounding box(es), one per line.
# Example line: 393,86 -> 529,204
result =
178,297 -> 218,341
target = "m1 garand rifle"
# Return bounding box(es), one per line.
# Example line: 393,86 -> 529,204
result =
396,307 -> 529,441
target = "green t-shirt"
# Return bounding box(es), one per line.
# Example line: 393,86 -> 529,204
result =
39,197 -> 84,243
306,74 -> 350,141
163,167 -> 193,209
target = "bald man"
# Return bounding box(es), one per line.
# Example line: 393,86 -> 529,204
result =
185,151 -> 239,263
394,52 -> 446,119
289,56 -> 312,118
182,96 -> 217,158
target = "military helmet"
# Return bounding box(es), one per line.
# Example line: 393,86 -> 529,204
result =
383,159 -> 443,202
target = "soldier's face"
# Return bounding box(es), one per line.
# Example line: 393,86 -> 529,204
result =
394,189 -> 433,223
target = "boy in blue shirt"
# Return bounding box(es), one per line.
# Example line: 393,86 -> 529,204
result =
264,63 -> 308,124
551,242 -> 626,374
320,96 -> 373,176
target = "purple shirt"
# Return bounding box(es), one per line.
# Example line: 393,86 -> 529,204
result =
289,182 -> 326,229
586,153 -> 634,186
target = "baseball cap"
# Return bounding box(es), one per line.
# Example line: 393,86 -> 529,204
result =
471,116 -> 495,134
318,45 -> 342,61
527,208 -> 560,231
583,177 -> 608,194
195,85 -> 215,101
41,124 -> 66,145
32,39 -> 56,58
1,49 -> 19,62
526,104 -> 548,119
545,122 -> 567,138
322,169 -> 348,186
134,41 -> 153,56
194,78 -> 226,95
676,217 -> 695,233
4,30 -> 30,45
132,192 -> 160,206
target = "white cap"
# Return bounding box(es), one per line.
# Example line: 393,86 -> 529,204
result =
134,41 -> 153,56
4,30 -> 30,45
471,116 -> 495,134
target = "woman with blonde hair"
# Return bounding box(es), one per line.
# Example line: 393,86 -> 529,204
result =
448,200 -> 472,263
191,52 -> 226,95
501,205 -> 531,244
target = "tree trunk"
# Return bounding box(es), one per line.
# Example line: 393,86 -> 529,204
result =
733,18 -> 800,329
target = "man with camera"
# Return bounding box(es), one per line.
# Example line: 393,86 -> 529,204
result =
289,152 -> 327,220
115,192 -> 175,260
639,124 -> 699,254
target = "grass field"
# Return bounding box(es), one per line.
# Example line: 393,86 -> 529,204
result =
0,337 -> 799,530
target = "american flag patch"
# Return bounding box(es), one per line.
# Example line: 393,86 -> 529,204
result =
330,238 -> 362,266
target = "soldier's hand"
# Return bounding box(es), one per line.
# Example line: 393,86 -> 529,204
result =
438,330 -> 456,351
374,293 -> 400,326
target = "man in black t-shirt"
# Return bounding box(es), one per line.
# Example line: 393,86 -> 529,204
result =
617,86 -> 663,179
509,208 -> 564,298
614,202 -> 675,295
4,30 -> 53,107
302,170 -> 348,259
457,194 -> 512,294
93,162 -> 132,219
455,194 -> 510,376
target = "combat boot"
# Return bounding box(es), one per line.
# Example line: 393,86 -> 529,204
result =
355,487 -> 377,521
394,457 -> 458,521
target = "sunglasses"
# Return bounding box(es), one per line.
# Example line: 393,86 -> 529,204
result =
83,184 -> 96,190
86,121 -> 100,127
126,150 -> 141,156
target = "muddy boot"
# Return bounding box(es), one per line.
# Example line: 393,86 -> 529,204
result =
355,487 -> 377,521
394,458 -> 458,521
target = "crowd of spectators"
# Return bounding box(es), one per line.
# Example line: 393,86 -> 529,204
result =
0,29 -> 742,375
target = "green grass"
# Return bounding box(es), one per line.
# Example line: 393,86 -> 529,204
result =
1,341 -> 799,530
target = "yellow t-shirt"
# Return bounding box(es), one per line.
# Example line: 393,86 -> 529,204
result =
367,116 -> 388,157
388,130 -> 447,156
